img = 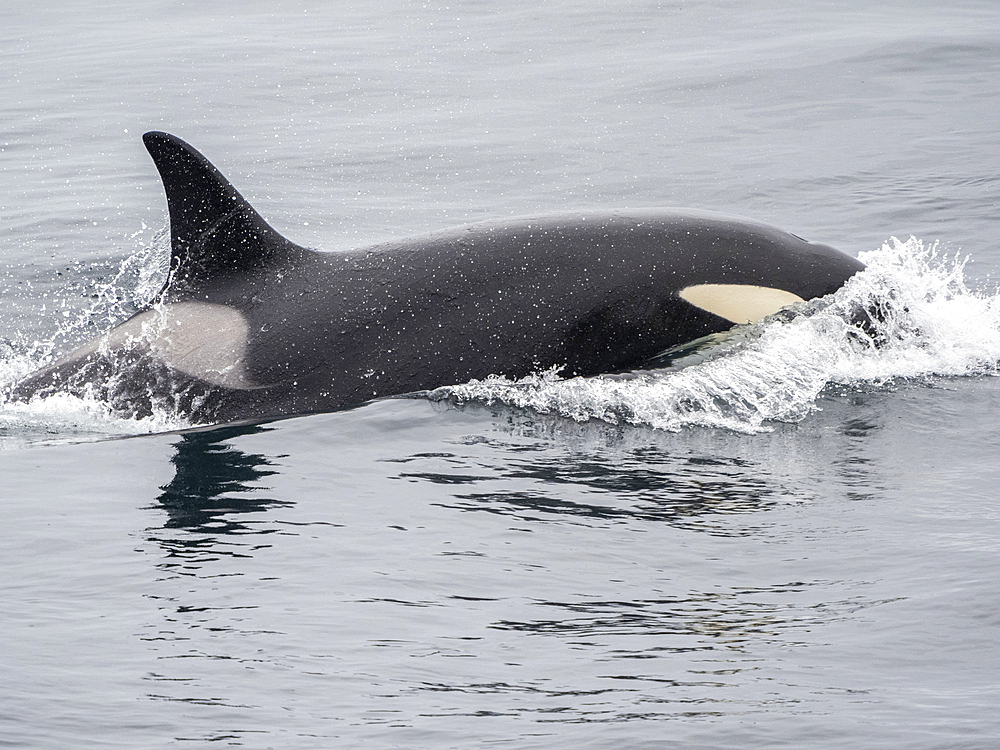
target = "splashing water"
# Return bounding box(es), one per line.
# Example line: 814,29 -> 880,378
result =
0,227 -> 177,445
63,224 -> 172,344
2,235 -> 998,442
438,238 -> 1000,433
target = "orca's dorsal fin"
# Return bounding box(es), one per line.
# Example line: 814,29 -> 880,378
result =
142,131 -> 303,297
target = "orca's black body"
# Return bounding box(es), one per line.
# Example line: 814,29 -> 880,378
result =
11,132 -> 864,424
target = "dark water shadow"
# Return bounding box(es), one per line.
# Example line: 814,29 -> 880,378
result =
392,398 -> 889,535
140,423 -> 293,709
388,407 -> 789,534
152,423 -> 288,536
410,449 -> 783,535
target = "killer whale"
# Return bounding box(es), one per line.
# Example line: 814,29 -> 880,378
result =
10,132 -> 864,424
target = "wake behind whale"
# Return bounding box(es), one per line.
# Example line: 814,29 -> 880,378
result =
4,133 -> 865,428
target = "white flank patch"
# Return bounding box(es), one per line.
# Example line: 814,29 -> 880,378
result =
51,302 -> 259,390
679,284 -> 805,324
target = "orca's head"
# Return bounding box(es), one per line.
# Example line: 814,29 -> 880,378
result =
671,228 -> 863,326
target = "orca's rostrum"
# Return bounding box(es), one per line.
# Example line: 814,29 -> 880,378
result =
11,132 -> 864,424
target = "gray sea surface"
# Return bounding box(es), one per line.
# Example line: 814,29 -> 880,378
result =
2,1 -> 999,747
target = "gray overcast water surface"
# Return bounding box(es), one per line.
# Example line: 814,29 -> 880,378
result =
2,1 -> 999,747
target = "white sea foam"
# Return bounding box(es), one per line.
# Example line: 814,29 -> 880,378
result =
0,228 -> 183,444
438,238 -> 1000,433
0,392 -> 184,449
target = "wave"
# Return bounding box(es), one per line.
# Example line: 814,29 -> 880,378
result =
436,237 -> 1000,433
0,226 -> 176,445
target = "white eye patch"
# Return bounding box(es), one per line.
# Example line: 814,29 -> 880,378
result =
679,284 -> 805,324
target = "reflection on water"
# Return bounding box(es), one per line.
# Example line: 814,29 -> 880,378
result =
490,583 -> 901,650
133,398 -> 902,735
457,451 -> 780,532
155,424 -> 286,534
141,424 -> 291,716
146,423 -> 290,586
391,398 -> 891,536
390,411 -> 804,535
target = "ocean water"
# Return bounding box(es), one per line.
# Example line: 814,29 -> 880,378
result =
2,1 -> 999,747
